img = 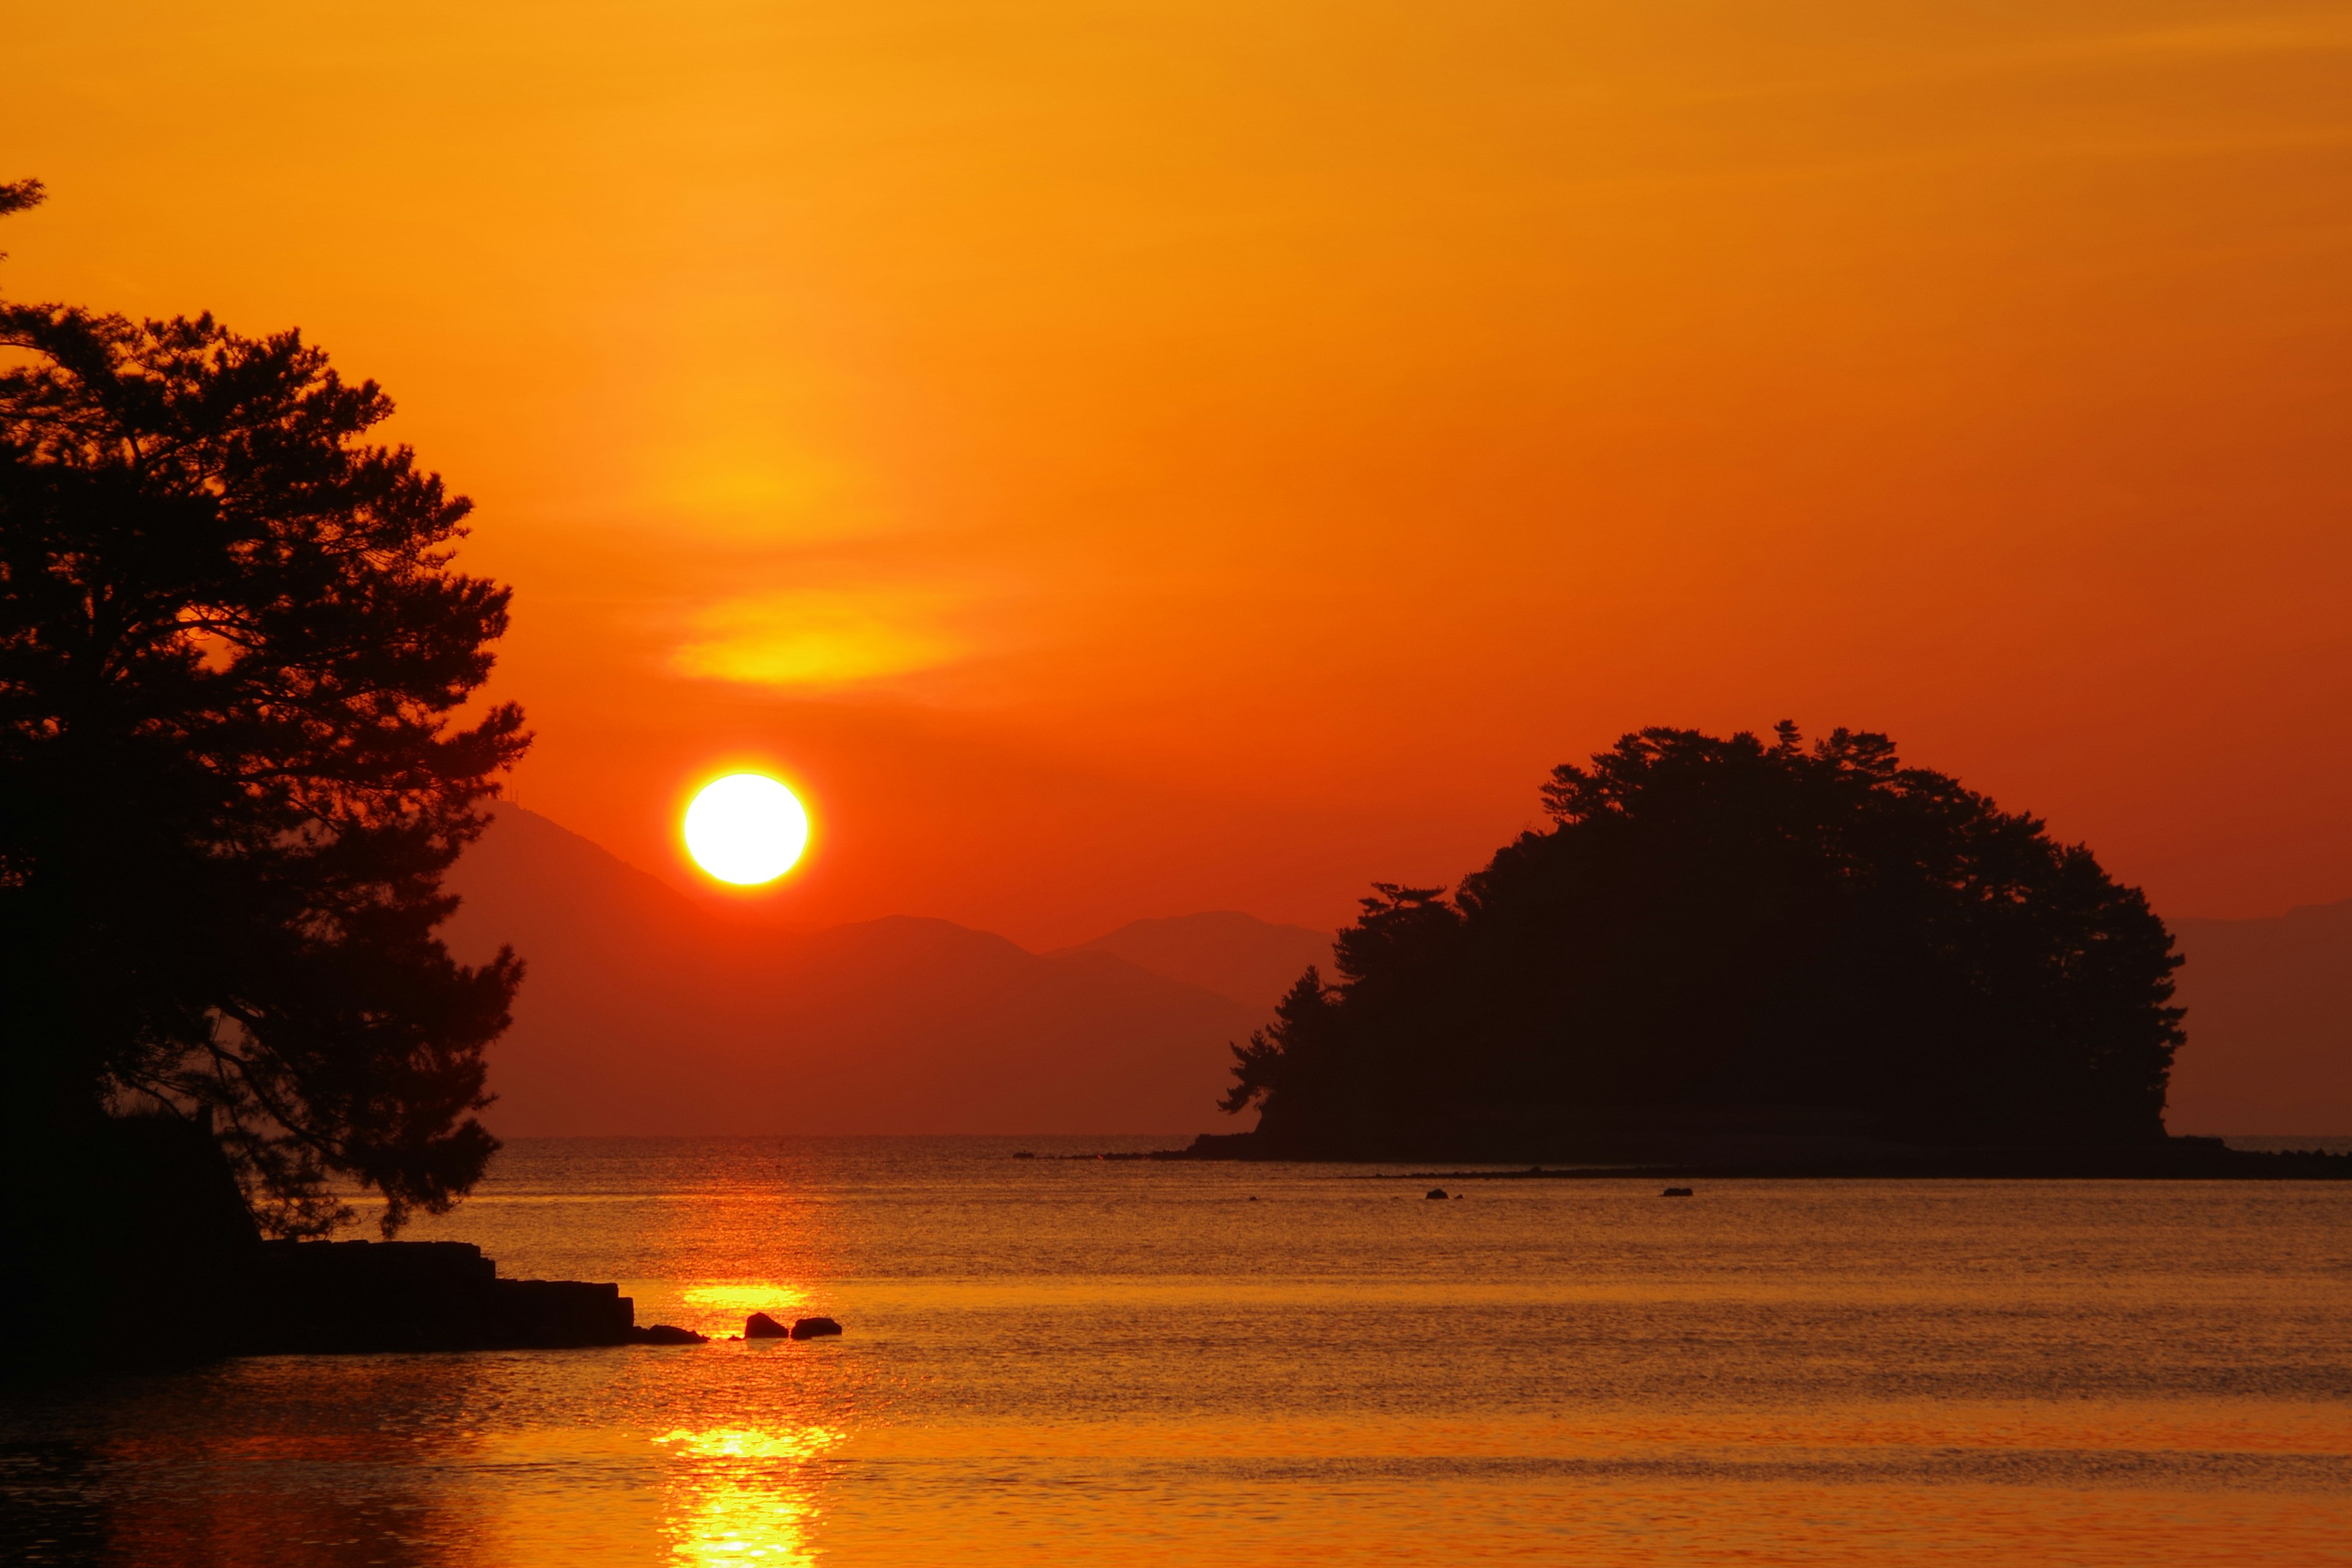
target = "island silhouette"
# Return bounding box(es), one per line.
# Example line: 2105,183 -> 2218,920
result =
1188,724 -> 2349,1178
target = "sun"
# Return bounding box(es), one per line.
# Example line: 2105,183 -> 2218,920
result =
684,774 -> 809,885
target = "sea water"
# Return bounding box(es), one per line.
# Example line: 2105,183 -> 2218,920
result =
4,1136 -> 2349,1565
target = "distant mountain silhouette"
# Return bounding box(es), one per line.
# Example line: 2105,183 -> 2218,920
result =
1056,912 -> 1335,1011
2166,897 -> 2352,1136
439,809 -> 1260,1136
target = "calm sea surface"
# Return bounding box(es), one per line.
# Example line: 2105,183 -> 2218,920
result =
6,1136 -> 2350,1565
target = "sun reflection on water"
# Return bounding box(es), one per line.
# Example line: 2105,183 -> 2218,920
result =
680,1283 -> 812,1314
673,1281 -> 814,1337
654,1425 -> 843,1567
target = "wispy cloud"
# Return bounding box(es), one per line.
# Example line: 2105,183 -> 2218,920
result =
669,585 -> 966,689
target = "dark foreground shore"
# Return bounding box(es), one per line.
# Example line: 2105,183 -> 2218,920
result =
1,1115 -> 668,1384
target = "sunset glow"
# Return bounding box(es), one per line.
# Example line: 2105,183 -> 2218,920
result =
7,2 -> 2351,1561
10,1 -> 2346,945
684,775 -> 809,885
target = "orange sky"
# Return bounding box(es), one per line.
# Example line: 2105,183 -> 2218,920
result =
9,2 -> 2350,945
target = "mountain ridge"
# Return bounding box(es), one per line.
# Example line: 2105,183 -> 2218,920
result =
439,808 -> 1273,1137
2166,895 -> 2352,1136
1054,910 -> 1335,1009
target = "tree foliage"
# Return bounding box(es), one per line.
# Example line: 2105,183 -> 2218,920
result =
0,183 -> 526,1234
1224,725 -> 2183,1153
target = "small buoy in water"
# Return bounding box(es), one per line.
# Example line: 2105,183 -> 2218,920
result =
1426,1188 -> 1448,1199
1662,1186 -> 1694,1198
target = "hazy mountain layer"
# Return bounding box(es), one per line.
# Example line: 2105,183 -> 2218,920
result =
2167,897 -> 2352,1136
440,810 -> 1266,1137
1056,911 -> 1333,1011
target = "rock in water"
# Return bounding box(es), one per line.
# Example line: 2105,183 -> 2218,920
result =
1662,1187 -> 1694,1197
633,1324 -> 707,1344
790,1316 -> 843,1340
745,1312 -> 790,1338
1425,1188 -> 1448,1199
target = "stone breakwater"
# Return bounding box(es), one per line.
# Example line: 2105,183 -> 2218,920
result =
239,1239 -> 646,1354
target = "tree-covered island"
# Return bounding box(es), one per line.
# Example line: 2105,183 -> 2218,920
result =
1202,723 -> 2282,1172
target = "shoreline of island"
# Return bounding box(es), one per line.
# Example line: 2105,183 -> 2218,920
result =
1031,1129 -> 2352,1178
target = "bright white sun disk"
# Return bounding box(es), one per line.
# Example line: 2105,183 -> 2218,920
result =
684,774 -> 809,884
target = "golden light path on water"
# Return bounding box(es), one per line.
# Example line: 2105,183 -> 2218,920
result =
679,1283 -> 815,1317
656,1425 -> 843,1568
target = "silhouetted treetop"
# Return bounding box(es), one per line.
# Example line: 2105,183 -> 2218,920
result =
0,179 -> 42,230
0,192 -> 526,1235
1223,725 -> 2183,1157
